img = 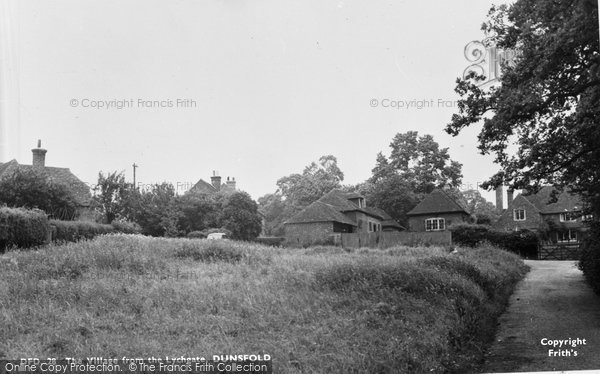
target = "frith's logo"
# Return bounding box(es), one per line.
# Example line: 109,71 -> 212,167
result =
463,36 -> 520,87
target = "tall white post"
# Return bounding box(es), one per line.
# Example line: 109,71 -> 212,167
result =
0,0 -> 20,162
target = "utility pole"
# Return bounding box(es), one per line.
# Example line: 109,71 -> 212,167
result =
132,163 -> 138,189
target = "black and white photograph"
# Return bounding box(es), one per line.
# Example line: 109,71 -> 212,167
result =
1,0 -> 599,373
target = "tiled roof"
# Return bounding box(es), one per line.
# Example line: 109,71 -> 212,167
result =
286,189 -> 400,226
0,161 -> 91,207
368,206 -> 406,229
522,186 -> 583,214
285,201 -> 357,225
187,179 -> 217,194
407,189 -> 470,216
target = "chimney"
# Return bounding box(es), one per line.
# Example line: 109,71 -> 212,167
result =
31,139 -> 47,169
507,189 -> 514,207
226,176 -> 236,191
495,185 -> 504,213
210,170 -> 221,191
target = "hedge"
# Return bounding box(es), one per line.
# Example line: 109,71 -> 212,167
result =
451,223 -> 539,259
0,207 -> 50,250
50,220 -> 115,242
579,222 -> 600,294
111,220 -> 142,234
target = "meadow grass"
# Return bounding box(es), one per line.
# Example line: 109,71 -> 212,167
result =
0,235 -> 528,373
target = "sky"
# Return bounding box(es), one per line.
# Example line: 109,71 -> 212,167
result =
1,0 -> 511,205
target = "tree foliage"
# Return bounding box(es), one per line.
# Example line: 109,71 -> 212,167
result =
92,171 -> 131,223
221,191 -> 262,240
371,131 -> 463,194
446,0 -> 600,212
0,168 -> 78,219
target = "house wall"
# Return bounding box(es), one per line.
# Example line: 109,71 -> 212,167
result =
494,195 -> 542,231
408,212 -> 469,232
344,211 -> 382,233
284,222 -> 334,247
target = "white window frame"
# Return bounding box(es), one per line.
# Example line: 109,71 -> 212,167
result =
513,209 -> 526,221
425,218 -> 446,231
583,214 -> 594,222
557,230 -> 578,243
559,212 -> 578,222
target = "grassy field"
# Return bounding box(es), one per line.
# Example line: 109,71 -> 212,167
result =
0,235 -> 528,373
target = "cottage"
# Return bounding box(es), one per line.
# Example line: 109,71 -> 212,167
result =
406,189 -> 471,232
284,189 -> 402,247
0,140 -> 91,210
494,186 -> 589,244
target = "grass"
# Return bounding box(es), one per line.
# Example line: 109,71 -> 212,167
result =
0,235 -> 529,373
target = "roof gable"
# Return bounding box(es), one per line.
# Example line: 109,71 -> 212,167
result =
407,189 -> 470,216
187,179 -> 217,194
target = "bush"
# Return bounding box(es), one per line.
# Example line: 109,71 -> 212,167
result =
186,231 -> 206,239
451,223 -> 539,259
111,220 -> 142,234
253,237 -> 285,247
579,222 -> 600,294
50,220 -> 114,242
0,207 -> 50,250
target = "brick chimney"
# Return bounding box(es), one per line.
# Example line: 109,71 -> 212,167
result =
226,176 -> 236,191
211,171 -> 221,191
31,139 -> 47,169
507,189 -> 514,207
495,185 -> 504,213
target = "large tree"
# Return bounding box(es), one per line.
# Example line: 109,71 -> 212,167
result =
446,0 -> 600,211
362,132 -> 463,225
371,131 -> 463,194
92,171 -> 131,223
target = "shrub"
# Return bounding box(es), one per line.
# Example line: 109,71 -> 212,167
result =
579,222 -> 600,294
0,207 -> 50,250
451,223 -> 539,258
111,220 -> 142,234
50,220 -> 114,242
186,231 -> 206,239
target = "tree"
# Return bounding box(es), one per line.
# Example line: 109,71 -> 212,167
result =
128,183 -> 180,237
446,0 -> 600,291
461,189 -> 499,225
176,193 -> 222,233
257,193 -> 286,236
92,171 -> 130,223
371,131 -> 463,194
446,0 -> 600,209
0,168 -> 78,219
276,155 -> 344,208
362,132 -> 463,225
220,191 -> 262,240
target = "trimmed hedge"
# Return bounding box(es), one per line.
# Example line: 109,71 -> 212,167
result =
50,220 -> 115,242
579,222 -> 600,294
451,223 -> 539,259
0,207 -> 50,250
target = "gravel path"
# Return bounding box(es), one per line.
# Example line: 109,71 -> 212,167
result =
481,260 -> 600,373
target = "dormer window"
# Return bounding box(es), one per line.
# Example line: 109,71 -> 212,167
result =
513,209 -> 526,221
559,212 -> 578,222
358,198 -> 365,208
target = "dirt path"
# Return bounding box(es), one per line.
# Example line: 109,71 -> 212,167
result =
481,261 -> 600,373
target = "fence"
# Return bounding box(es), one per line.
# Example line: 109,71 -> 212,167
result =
538,243 -> 581,260
340,231 -> 452,249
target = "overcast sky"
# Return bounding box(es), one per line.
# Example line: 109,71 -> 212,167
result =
2,0 -> 511,203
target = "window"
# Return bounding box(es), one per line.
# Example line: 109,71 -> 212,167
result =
583,214 -> 594,222
425,218 -> 445,231
368,222 -> 373,232
513,209 -> 526,221
557,230 -> 578,243
559,212 -> 578,222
